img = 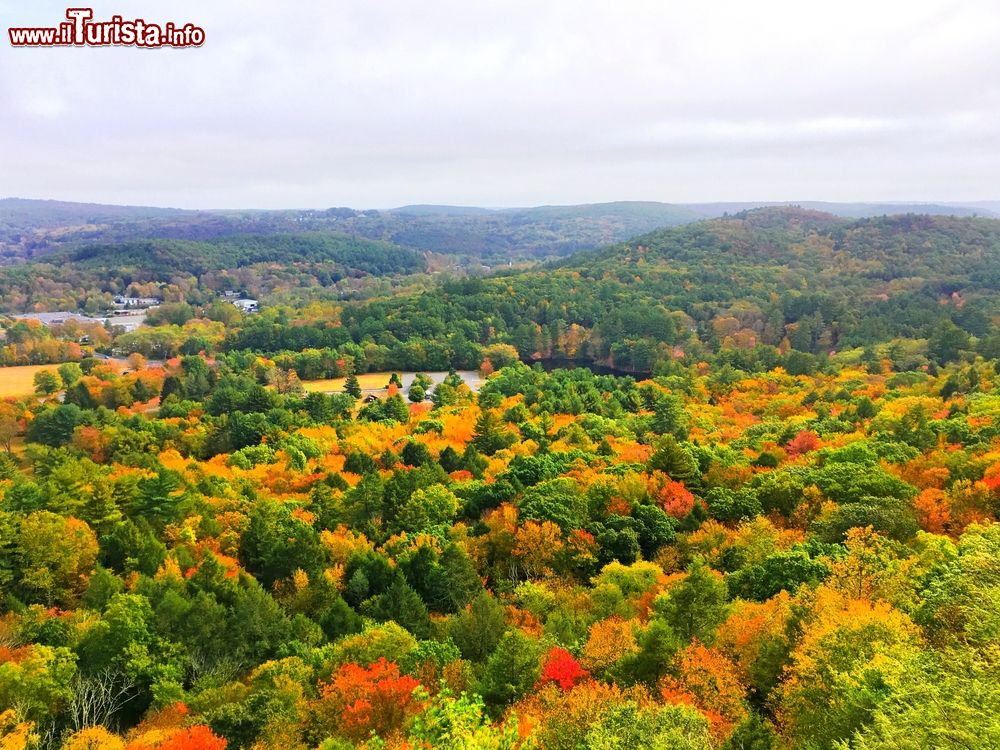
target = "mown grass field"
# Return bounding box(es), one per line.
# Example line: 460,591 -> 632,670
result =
0,364 -> 61,397
301,372 -> 397,393
302,370 -> 483,394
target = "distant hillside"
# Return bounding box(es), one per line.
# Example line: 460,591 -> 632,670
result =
389,200 -> 996,221
57,233 -> 427,277
0,198 -> 700,261
353,201 -> 704,258
2,196 -> 997,265
957,201 -> 1000,215
0,197 -> 192,227
229,207 -> 1000,372
390,205 -> 496,216
0,232 -> 428,313
679,200 -> 994,219
372,200 -> 999,258
0,200 -> 323,258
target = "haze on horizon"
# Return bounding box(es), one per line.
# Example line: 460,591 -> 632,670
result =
1,0 -> 998,210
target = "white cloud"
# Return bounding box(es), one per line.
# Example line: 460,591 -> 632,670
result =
0,0 -> 998,207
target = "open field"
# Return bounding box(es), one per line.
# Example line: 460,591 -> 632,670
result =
302,370 -> 482,394
0,364 -> 61,397
302,372 -> 398,393
0,365 -> 482,399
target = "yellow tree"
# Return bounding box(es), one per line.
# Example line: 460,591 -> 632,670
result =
17,513 -> 98,607
581,617 -> 639,672
514,521 -> 564,579
777,589 -> 920,749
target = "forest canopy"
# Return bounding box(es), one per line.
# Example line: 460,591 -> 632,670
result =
2,208 -> 1000,748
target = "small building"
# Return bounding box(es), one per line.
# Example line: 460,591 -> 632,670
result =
105,313 -> 147,332
12,311 -> 103,326
113,295 -> 160,309
231,298 -> 259,313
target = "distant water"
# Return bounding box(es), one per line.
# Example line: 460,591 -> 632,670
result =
529,358 -> 649,378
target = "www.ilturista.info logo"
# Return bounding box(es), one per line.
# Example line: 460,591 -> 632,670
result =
9,8 -> 205,48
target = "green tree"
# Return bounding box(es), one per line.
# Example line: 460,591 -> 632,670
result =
584,702 -> 713,750
363,578 -> 432,639
471,410 -> 516,455
648,436 -> 700,486
344,372 -> 362,399
33,369 -> 61,395
400,440 -> 433,467
239,501 -> 326,587
395,484 -> 460,534
436,544 -> 483,612
26,404 -> 88,447
478,629 -> 541,711
406,689 -> 521,749
17,511 -> 99,606
0,644 -> 77,725
726,549 -> 831,602
449,592 -> 507,662
651,394 -> 689,440
384,394 -> 411,423
653,558 -> 728,644
432,381 -> 457,407
850,648 -> 1000,750
928,319 -> 970,364
57,362 -> 84,387
916,523 -> 1000,648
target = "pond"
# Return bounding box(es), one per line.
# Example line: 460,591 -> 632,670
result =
528,358 -> 650,378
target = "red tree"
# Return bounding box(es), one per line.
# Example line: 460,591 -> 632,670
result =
315,658 -> 422,740
651,476 -> 696,518
539,646 -> 590,690
785,430 -> 820,457
141,726 -> 227,750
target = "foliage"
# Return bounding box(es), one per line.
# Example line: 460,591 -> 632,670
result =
1,209 -> 1000,747
314,658 -> 422,741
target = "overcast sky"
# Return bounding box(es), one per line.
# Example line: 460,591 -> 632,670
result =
1,0 -> 998,209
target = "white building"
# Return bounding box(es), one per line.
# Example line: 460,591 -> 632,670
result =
231,298 -> 259,313
113,295 -> 160,309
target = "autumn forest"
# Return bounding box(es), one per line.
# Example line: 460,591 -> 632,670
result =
2,202 -> 1000,750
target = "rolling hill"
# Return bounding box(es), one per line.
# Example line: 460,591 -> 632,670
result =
4,197 -> 996,265
223,207 -> 1000,377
